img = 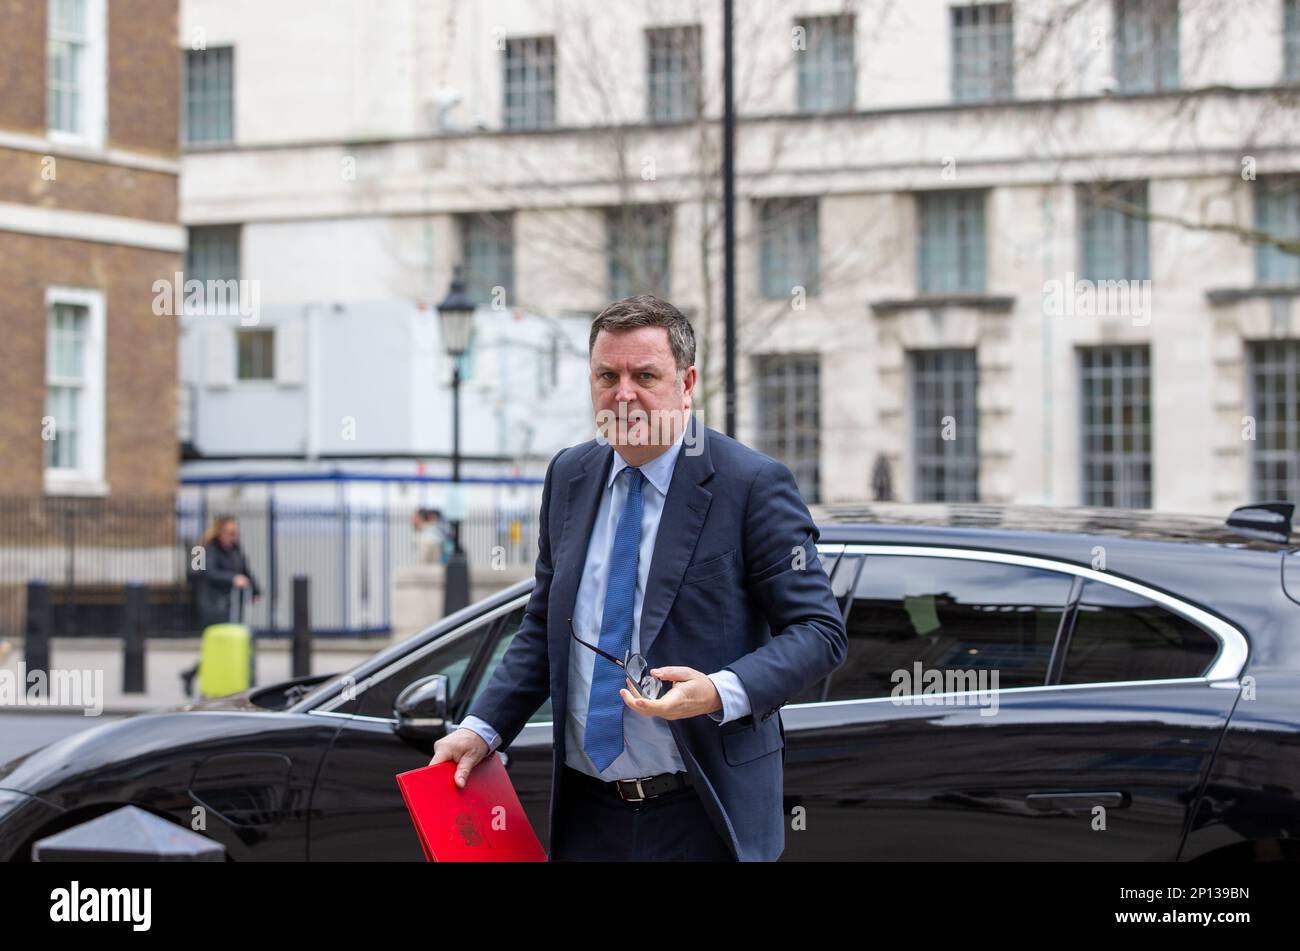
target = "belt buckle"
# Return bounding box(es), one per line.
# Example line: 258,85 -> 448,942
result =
617,777 -> 648,802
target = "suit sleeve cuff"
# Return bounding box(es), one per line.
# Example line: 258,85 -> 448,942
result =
705,670 -> 752,724
459,715 -> 502,753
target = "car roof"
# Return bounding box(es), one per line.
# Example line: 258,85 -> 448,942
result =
812,503 -> 1296,642
813,502 -> 1297,553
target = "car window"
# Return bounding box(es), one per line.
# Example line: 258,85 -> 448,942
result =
826,554 -> 1072,701
353,619 -> 494,720
1061,579 -> 1219,684
466,606 -> 553,724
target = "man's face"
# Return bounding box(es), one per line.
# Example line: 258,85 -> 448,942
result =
590,326 -> 695,455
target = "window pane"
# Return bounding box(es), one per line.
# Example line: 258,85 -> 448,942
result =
1062,580 -> 1219,684
460,212 -> 515,305
796,14 -> 855,113
184,47 -> 234,144
1078,181 -> 1150,281
357,624 -> 490,719
758,198 -> 820,298
237,329 -> 274,380
186,225 -> 240,285
646,25 -> 701,121
503,36 -> 556,130
466,607 -> 554,724
1254,177 -> 1300,285
911,348 -> 979,501
951,3 -> 1015,103
1079,345 -> 1151,507
1248,340 -> 1300,500
606,205 -> 672,299
917,191 -> 986,293
827,555 -> 1072,701
754,354 -> 820,503
1114,0 -> 1179,93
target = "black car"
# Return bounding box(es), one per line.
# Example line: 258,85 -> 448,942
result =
2,501 -> 1298,861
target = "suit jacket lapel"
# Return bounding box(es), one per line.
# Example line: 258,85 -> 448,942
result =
550,441 -> 613,701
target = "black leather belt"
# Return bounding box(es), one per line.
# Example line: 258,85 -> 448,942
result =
566,764 -> 694,803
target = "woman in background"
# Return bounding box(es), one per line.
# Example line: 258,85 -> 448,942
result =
181,514 -> 261,698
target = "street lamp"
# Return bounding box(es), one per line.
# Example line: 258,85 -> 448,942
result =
437,265 -> 475,615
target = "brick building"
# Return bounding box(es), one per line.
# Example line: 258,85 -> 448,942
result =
0,0 -> 182,498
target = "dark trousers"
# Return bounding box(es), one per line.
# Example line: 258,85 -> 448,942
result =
551,765 -> 737,862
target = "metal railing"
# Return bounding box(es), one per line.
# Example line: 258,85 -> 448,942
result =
0,496 -> 538,638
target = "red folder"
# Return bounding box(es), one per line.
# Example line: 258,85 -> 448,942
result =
395,752 -> 548,862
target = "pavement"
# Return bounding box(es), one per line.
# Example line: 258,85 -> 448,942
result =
0,635 -> 391,717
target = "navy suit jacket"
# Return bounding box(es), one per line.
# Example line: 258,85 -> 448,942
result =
463,413 -> 848,861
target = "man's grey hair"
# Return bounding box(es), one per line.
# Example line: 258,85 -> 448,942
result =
588,295 -> 696,371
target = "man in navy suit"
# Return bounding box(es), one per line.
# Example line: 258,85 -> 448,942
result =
431,295 -> 847,861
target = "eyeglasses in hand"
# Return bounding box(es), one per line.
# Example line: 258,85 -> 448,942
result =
568,618 -> 665,701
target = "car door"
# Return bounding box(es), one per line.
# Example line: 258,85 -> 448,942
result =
307,598 -> 524,861
779,546 -> 1243,860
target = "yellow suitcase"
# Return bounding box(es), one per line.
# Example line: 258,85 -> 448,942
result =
197,588 -> 254,698
197,622 -> 251,697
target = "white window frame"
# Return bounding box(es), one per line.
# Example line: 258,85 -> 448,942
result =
43,285 -> 107,496
46,0 -> 107,150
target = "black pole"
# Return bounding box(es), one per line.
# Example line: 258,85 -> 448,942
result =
266,491 -> 277,636
24,581 -> 51,680
722,0 -> 737,436
122,583 -> 146,694
444,360 -> 470,616
451,361 -> 461,550
292,575 -> 310,678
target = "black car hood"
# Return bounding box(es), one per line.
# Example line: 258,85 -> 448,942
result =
0,678 -> 340,805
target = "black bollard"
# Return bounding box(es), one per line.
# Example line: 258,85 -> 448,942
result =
123,583 -> 146,694
292,575 -> 310,678
33,805 -> 225,861
24,581 -> 51,680
444,549 -> 470,616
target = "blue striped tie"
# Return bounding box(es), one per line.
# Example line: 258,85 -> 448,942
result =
583,466 -> 644,772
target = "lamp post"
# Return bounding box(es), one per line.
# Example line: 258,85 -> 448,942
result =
437,265 -> 475,615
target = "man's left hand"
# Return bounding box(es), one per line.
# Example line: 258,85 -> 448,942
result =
621,667 -> 721,721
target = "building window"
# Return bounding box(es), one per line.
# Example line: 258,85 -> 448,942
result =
46,0 -> 105,145
186,225 -> 240,284
917,190 -> 987,294
1287,0 -> 1300,83
503,36 -> 556,130
184,46 -> 234,145
460,212 -> 515,306
1078,181 -> 1150,281
1079,345 -> 1151,508
1113,0 -> 1179,93
758,198 -> 820,299
44,287 -> 105,488
1249,340 -> 1300,501
237,328 -> 274,381
910,349 -> 979,502
795,14 -> 855,113
606,205 -> 672,300
1255,177 -> 1300,285
754,355 -> 821,503
647,25 -> 701,122
951,3 -> 1015,103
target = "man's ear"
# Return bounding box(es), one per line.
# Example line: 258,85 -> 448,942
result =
681,365 -> 698,406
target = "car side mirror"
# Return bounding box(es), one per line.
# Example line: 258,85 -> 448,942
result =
393,674 -> 450,742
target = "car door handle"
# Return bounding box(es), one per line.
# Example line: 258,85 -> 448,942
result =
1026,792 -> 1128,811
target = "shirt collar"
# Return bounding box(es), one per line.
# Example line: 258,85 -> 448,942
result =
606,420 -> 689,496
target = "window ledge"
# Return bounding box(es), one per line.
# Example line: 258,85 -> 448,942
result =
44,473 -> 109,497
870,294 -> 1015,314
1206,286 -> 1300,305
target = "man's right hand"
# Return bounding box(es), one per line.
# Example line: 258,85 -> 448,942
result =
430,727 -> 491,788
